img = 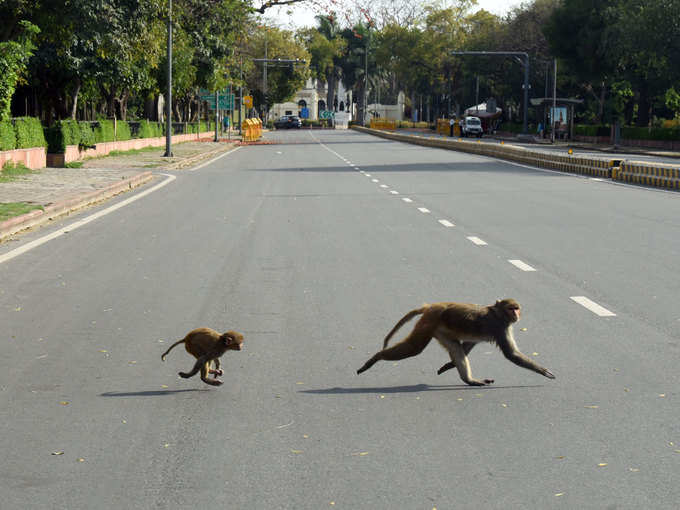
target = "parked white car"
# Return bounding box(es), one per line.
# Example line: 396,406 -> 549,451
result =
461,116 -> 483,137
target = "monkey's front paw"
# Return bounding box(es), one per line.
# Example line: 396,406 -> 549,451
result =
483,379 -> 495,385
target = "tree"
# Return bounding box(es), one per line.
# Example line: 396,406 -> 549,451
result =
0,20 -> 38,120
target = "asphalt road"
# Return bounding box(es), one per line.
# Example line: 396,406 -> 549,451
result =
1,129 -> 678,509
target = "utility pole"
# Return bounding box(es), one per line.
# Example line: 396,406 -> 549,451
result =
551,58 -> 557,143
239,56 -> 243,134
451,51 -> 530,134
364,36 -> 368,126
163,0 -> 173,157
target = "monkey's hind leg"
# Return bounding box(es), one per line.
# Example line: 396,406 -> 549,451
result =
208,358 -> 224,376
357,332 -> 433,374
179,356 -> 223,386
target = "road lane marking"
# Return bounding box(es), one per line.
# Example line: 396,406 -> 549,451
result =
379,184 -> 388,188
365,173 -> 371,177
188,146 -> 241,171
0,173 -> 177,265
418,207 -> 430,213
467,236 -> 488,245
438,219 -> 455,227
372,179 -> 379,182
508,259 -> 536,271
389,190 -> 399,194
402,198 -> 413,203
570,296 -> 616,316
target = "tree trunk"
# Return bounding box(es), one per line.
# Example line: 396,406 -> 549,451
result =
326,72 -> 336,112
69,78 -> 81,119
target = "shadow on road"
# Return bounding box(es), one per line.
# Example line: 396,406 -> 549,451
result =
300,384 -> 543,395
100,389 -> 212,397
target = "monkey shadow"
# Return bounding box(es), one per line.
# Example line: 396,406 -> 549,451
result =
300,384 -> 543,395
99,389 -> 213,397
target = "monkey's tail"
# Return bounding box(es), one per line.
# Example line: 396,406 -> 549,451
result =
161,339 -> 185,361
383,307 -> 427,348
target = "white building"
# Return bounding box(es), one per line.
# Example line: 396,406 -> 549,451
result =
269,78 -> 353,121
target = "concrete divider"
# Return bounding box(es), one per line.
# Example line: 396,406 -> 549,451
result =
352,126 -> 618,181
614,161 -> 680,190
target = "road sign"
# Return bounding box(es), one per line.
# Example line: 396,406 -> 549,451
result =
320,110 -> 335,119
300,107 -> 309,119
203,94 -> 234,110
243,95 -> 253,108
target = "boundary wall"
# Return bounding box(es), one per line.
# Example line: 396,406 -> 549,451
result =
352,126 -> 680,191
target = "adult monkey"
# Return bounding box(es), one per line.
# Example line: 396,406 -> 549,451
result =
162,328 -> 244,386
356,299 -> 555,386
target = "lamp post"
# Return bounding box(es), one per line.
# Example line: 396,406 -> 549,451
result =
163,0 -> 173,157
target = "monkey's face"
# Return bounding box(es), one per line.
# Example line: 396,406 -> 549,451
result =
505,304 -> 521,323
222,331 -> 244,351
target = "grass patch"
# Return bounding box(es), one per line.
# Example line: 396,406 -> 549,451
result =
65,161 -> 84,168
107,146 -> 161,157
0,161 -> 34,182
0,202 -> 43,222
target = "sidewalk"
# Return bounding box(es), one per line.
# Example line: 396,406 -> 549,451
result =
0,140 -> 237,241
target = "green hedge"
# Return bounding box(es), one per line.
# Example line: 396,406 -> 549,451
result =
0,120 -> 15,151
93,119 -> 115,143
621,126 -> 680,141
574,125 -> 610,137
138,120 -> 165,138
14,116 -> 46,148
116,120 -> 131,141
79,121 -> 95,146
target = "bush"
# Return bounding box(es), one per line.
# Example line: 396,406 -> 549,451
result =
13,116 -> 46,148
621,126 -> 680,141
45,119 -> 82,152
115,120 -> 131,141
574,124 -> 610,137
93,119 -> 115,143
79,121 -> 95,147
0,120 -> 15,151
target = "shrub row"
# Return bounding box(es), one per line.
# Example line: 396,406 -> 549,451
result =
0,117 -> 48,151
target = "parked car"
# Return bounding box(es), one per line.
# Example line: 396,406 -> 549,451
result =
274,115 -> 301,129
461,116 -> 483,137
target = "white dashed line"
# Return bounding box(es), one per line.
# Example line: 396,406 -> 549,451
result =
570,296 -> 616,317
380,184 -> 389,188
467,236 -> 488,245
364,173 -> 371,177
390,190 -> 399,194
508,259 -> 536,271
438,219 -> 455,227
372,179 -> 379,183
418,207 -> 430,213
402,198 -> 413,203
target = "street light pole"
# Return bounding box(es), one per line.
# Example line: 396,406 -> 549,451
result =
163,0 -> 173,157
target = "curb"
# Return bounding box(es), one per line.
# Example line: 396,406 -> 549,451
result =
0,171 -> 153,241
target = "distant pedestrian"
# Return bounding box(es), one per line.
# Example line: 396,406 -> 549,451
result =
449,118 -> 455,137
537,122 -> 544,138
223,116 -> 230,131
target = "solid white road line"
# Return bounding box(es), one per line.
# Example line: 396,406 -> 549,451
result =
365,173 -> 371,177
467,236 -> 488,245
508,259 -> 537,271
418,207 -> 430,213
570,296 -> 616,317
0,173 -> 177,265
438,219 -> 455,227
188,146 -> 241,171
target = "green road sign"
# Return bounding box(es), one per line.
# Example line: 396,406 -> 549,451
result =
202,93 -> 234,110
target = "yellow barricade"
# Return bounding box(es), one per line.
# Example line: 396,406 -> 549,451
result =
369,118 -> 396,130
241,118 -> 262,142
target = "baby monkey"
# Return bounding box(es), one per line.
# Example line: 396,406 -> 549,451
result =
161,328 -> 244,386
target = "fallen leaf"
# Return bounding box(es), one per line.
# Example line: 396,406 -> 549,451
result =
296,382 -> 304,385
556,456 -> 565,460
99,350 -> 108,353
555,493 -> 564,497
303,435 -> 309,439
501,403 -> 508,408
59,401 -> 69,406
128,361 -> 137,365
352,452 -> 369,456
77,458 -> 85,462
161,385 -> 168,389
457,398 -> 463,401
51,451 -> 64,455
14,307 -> 21,312
532,352 -> 539,356
379,395 -> 385,399
584,405 -> 599,409
520,328 -> 527,331
291,449 -> 303,454
598,463 -> 608,467
330,503 -> 335,506
122,420 -> 127,424
629,468 -> 639,472
163,443 -> 170,448
659,394 -> 666,398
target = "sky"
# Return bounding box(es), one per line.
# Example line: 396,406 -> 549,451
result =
263,0 -> 526,29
